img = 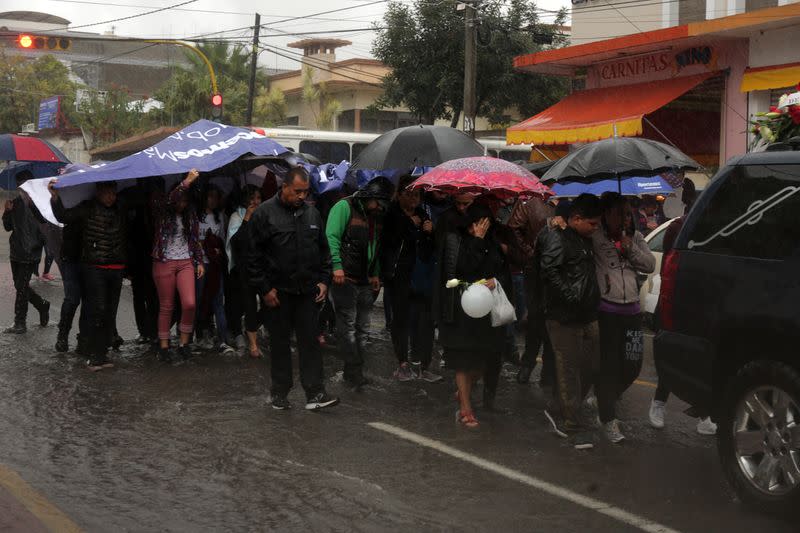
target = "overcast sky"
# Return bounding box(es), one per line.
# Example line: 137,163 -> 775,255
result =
3,0 -> 571,70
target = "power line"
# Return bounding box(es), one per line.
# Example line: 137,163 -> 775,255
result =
39,0 -> 199,32
259,43 -> 388,82
259,44 -> 385,88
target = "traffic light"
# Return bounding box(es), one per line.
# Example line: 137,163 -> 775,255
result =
211,93 -> 223,120
17,34 -> 72,52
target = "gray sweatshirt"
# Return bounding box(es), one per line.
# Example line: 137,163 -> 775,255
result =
591,228 -> 655,305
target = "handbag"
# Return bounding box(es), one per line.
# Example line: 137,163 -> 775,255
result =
490,281 -> 517,327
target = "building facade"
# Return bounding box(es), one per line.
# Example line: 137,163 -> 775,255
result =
509,1 -> 800,168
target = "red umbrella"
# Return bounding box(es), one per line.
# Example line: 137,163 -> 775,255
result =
410,156 -> 551,199
0,134 -> 70,163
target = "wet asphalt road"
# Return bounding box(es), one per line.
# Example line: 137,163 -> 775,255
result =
0,248 -> 794,531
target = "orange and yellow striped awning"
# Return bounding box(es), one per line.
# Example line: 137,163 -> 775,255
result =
740,62 -> 800,93
507,72 -> 715,146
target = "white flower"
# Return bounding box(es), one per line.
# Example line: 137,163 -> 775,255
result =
446,279 -> 460,289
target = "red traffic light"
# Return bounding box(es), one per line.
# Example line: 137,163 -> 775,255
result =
17,34 -> 71,51
18,34 -> 33,48
211,94 -> 223,106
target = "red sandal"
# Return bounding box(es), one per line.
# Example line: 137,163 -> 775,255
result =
456,409 -> 479,428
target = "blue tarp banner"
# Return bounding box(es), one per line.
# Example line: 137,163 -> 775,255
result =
55,120 -> 289,189
551,175 -> 675,198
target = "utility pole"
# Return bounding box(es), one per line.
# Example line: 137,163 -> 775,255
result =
462,0 -> 477,138
245,12 -> 261,126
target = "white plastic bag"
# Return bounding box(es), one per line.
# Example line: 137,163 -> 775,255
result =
490,281 -> 517,327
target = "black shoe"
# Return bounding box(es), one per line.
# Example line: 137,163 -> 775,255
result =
3,324 -> 26,334
271,394 -> 291,410
87,355 -> 114,371
517,366 -> 533,384
76,336 -> 90,357
111,335 -> 124,351
305,392 -> 339,411
178,345 -> 192,360
571,431 -> 595,450
39,301 -> 50,327
345,374 -> 370,389
55,333 -> 69,353
157,347 -> 172,363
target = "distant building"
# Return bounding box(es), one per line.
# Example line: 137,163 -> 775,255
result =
266,38 -> 511,135
0,10 -> 191,98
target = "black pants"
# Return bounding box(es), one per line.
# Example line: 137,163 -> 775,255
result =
266,291 -> 324,399
521,311 -> 555,381
58,261 -> 88,337
83,266 -> 123,358
130,264 -> 158,340
597,311 -> 644,424
387,277 -> 412,364
409,292 -> 435,369
227,267 -> 261,335
11,261 -> 47,326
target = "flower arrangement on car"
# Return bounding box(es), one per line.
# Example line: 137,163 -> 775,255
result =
750,84 -> 800,148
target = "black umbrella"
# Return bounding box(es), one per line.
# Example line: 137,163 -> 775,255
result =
351,125 -> 485,170
516,159 -> 559,176
541,137 -> 700,183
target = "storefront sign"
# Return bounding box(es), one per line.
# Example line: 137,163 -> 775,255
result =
675,46 -> 717,72
598,46 -> 717,81
600,53 -> 671,81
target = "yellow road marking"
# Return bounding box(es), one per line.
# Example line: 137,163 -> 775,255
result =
0,464 -> 82,533
634,379 -> 658,389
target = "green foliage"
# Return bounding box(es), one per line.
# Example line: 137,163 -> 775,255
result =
254,86 -> 288,126
154,41 -> 254,126
301,66 -> 342,130
0,52 -> 77,133
372,0 -> 569,126
76,85 -> 148,147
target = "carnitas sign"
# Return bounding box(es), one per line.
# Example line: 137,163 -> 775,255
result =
598,46 -> 717,81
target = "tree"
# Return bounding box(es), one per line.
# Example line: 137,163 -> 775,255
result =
254,86 -> 288,126
301,66 -> 342,130
0,52 -> 76,133
76,85 -> 148,147
372,0 -> 569,127
154,41 -> 253,126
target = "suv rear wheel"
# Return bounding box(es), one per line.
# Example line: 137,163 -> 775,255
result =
718,360 -> 800,514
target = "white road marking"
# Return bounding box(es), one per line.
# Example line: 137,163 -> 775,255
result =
368,422 -> 682,533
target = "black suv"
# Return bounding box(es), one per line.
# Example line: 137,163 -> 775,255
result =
654,149 -> 800,513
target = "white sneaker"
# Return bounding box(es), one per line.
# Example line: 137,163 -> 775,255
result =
696,417 -> 717,435
604,419 -> 625,444
649,400 -> 666,429
583,394 -> 598,411
219,343 -> 236,356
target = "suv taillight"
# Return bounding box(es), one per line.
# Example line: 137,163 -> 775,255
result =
659,250 -> 680,331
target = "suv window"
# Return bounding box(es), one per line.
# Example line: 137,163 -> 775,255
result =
299,141 -> 350,164
686,164 -> 800,260
647,224 -> 668,253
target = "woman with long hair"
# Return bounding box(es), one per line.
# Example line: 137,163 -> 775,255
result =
196,185 -> 235,355
226,184 -> 264,358
152,169 -> 204,361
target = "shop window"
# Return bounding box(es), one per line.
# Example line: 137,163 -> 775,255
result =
284,116 -> 299,126
746,0 -> 777,11
686,164 -> 800,260
678,0 -> 705,25
770,87 -> 796,108
498,149 -> 530,162
338,110 -> 356,132
299,141 -> 350,164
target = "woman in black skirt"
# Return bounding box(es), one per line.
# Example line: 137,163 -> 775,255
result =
438,203 -> 509,428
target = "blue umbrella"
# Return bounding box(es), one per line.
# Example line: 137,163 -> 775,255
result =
0,161 -> 67,189
551,175 -> 675,198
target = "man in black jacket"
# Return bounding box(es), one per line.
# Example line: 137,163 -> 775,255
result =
50,179 -> 127,370
539,194 -> 602,448
2,174 -> 49,334
248,167 -> 338,411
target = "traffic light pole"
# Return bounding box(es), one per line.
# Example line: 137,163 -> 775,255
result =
245,13 -> 261,126
462,0 -> 477,138
144,39 -> 219,95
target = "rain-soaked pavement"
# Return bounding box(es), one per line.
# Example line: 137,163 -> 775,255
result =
0,242 -> 793,532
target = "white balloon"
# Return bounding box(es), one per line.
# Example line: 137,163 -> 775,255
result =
461,284 -> 493,318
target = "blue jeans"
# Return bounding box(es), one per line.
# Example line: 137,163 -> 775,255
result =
331,281 -> 375,380
195,264 -> 229,345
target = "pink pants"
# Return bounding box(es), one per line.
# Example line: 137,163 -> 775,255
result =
153,259 -> 196,341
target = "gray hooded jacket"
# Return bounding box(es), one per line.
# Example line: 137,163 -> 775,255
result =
591,228 -> 655,305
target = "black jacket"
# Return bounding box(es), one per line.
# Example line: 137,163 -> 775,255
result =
247,195 -> 333,297
52,197 -> 127,265
3,196 -> 45,264
539,226 -> 600,324
380,202 -> 433,281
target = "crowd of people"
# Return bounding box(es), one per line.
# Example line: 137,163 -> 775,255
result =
2,166 -> 712,445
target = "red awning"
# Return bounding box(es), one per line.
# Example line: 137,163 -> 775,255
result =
507,72 -> 715,146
